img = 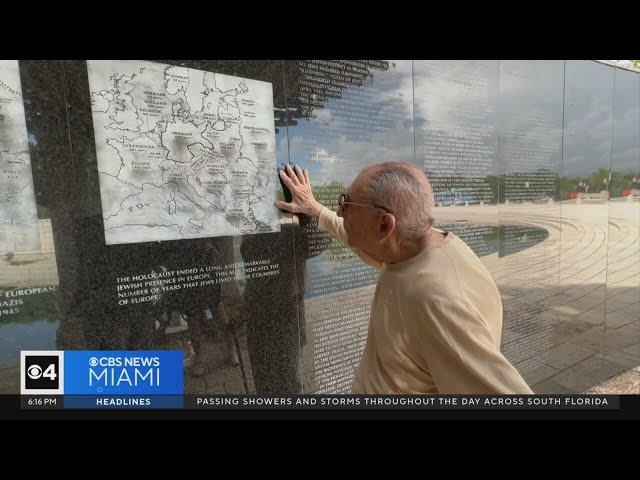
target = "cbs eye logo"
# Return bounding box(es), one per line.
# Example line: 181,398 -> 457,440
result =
21,351 -> 64,394
27,362 -> 57,380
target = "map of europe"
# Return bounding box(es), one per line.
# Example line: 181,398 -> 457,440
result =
0,60 -> 40,253
87,60 -> 280,245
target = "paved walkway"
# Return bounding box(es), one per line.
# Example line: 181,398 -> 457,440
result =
585,368 -> 640,394
432,199 -> 639,394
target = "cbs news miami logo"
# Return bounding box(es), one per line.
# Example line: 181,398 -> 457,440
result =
20,350 -> 183,395
20,351 -> 64,394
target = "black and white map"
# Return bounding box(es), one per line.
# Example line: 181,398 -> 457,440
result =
0,60 -> 40,253
87,60 -> 280,245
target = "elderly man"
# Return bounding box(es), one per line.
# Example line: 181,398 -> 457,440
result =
275,162 -> 533,394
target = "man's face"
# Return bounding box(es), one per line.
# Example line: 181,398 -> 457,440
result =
337,185 -> 379,250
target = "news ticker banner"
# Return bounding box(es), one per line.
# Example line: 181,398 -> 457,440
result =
19,394 -> 620,410
19,350 -> 621,410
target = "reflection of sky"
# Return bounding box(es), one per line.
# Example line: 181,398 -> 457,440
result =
497,60 -> 564,175
413,60 -> 499,136
492,61 -> 636,179
413,60 -> 500,178
278,60 -> 415,187
563,61 -> 615,178
612,68 -> 640,174
276,60 -> 638,185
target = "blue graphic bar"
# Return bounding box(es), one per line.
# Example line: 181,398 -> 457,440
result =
64,351 -> 183,395
64,395 -> 183,409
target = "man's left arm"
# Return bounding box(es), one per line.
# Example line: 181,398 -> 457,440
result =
416,296 -> 534,394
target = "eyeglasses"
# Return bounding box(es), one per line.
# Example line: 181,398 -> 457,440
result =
338,194 -> 392,214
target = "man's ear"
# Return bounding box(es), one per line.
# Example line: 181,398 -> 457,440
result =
378,213 -> 396,240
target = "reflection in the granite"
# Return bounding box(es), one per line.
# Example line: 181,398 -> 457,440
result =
240,214 -> 330,394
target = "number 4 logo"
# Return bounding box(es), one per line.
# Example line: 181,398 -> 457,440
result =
43,364 -> 57,380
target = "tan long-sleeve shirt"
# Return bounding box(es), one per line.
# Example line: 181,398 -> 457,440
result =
318,206 -> 533,394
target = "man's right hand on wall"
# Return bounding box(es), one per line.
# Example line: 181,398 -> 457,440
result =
275,165 -> 324,218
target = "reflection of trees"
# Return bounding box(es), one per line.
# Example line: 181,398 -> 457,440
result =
564,168 -> 636,198
478,168 -> 637,204
557,169 -> 636,200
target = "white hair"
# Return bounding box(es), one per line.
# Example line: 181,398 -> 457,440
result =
360,162 -> 434,241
